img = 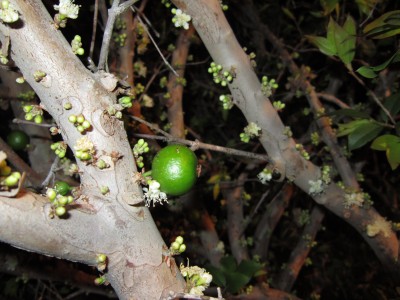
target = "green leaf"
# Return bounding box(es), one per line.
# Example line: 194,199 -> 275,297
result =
305,35 -> 336,56
364,10 -> 400,39
220,256 -> 237,272
381,93 -> 400,122
225,272 -> 251,294
206,265 -> 226,287
329,16 -> 356,65
237,260 -> 263,277
281,7 -> 296,22
387,143 -> 400,170
348,121 -> 383,151
329,108 -> 370,119
355,0 -> 380,16
356,51 -> 400,78
371,134 -> 400,151
336,119 -> 370,137
320,0 -> 338,16
356,66 -> 379,78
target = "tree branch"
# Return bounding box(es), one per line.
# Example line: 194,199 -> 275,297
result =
172,0 -> 399,271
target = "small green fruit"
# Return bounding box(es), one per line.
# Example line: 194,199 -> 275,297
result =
54,181 -> 71,196
7,130 -> 30,151
151,144 -> 197,196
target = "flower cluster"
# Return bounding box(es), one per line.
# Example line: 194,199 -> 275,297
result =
74,137 -> 95,161
366,218 -> 392,238
142,180 -> 168,207
180,263 -> 213,296
133,139 -> 149,168
54,0 -> 80,19
51,141 -> 67,159
208,62 -> 235,87
170,236 -> 186,255
308,179 -> 324,196
46,186 -> 74,217
295,143 -> 310,160
273,100 -> 285,112
0,0 -> 19,23
261,76 -> 278,97
71,35 -> 84,55
240,122 -> 261,143
23,104 -> 43,124
68,114 -> 91,134
171,8 -> 191,30
343,191 -> 364,209
219,94 -> 234,110
257,168 -> 272,184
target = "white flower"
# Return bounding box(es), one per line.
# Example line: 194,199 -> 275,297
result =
257,168 -> 272,184
180,263 -> 212,296
343,192 -> 364,209
172,8 -> 191,30
244,122 -> 261,138
0,1 -> 19,23
198,272 -> 213,285
54,0 -> 80,19
190,286 -> 206,296
143,180 -> 168,207
308,179 -> 324,195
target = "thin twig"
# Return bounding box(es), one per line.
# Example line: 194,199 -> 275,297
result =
131,112 -> 269,161
349,69 -> 396,125
130,115 -> 173,138
132,4 -> 160,38
130,7 -> 179,77
316,92 -> 350,109
13,118 -> 54,127
89,0 -> 99,59
133,133 -> 269,162
40,156 -> 60,189
98,0 -> 139,70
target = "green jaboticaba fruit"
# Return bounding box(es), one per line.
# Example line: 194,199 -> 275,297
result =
7,130 -> 30,151
151,144 -> 198,196
54,181 -> 71,196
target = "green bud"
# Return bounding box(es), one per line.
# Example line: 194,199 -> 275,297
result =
2,1 -> 9,10
76,115 -> 85,124
96,254 -> 107,263
80,152 -> 91,161
94,276 -> 106,285
63,102 -> 72,110
178,244 -> 186,253
76,125 -> 85,133
68,115 -> 77,123
34,115 -> 43,124
82,120 -> 91,129
171,241 -> 180,250
76,48 -> 84,56
46,188 -> 57,201
58,196 -> 68,206
175,236 -> 184,245
74,35 -> 81,42
100,186 -> 109,195
67,195 -> 74,204
96,159 -> 108,169
3,174 -> 19,186
25,113 -> 33,121
23,105 -> 33,113
55,206 -> 66,216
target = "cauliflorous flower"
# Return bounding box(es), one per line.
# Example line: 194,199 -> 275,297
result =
171,8 -> 191,30
0,1 -> 19,23
54,0 -> 80,19
143,180 -> 168,207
